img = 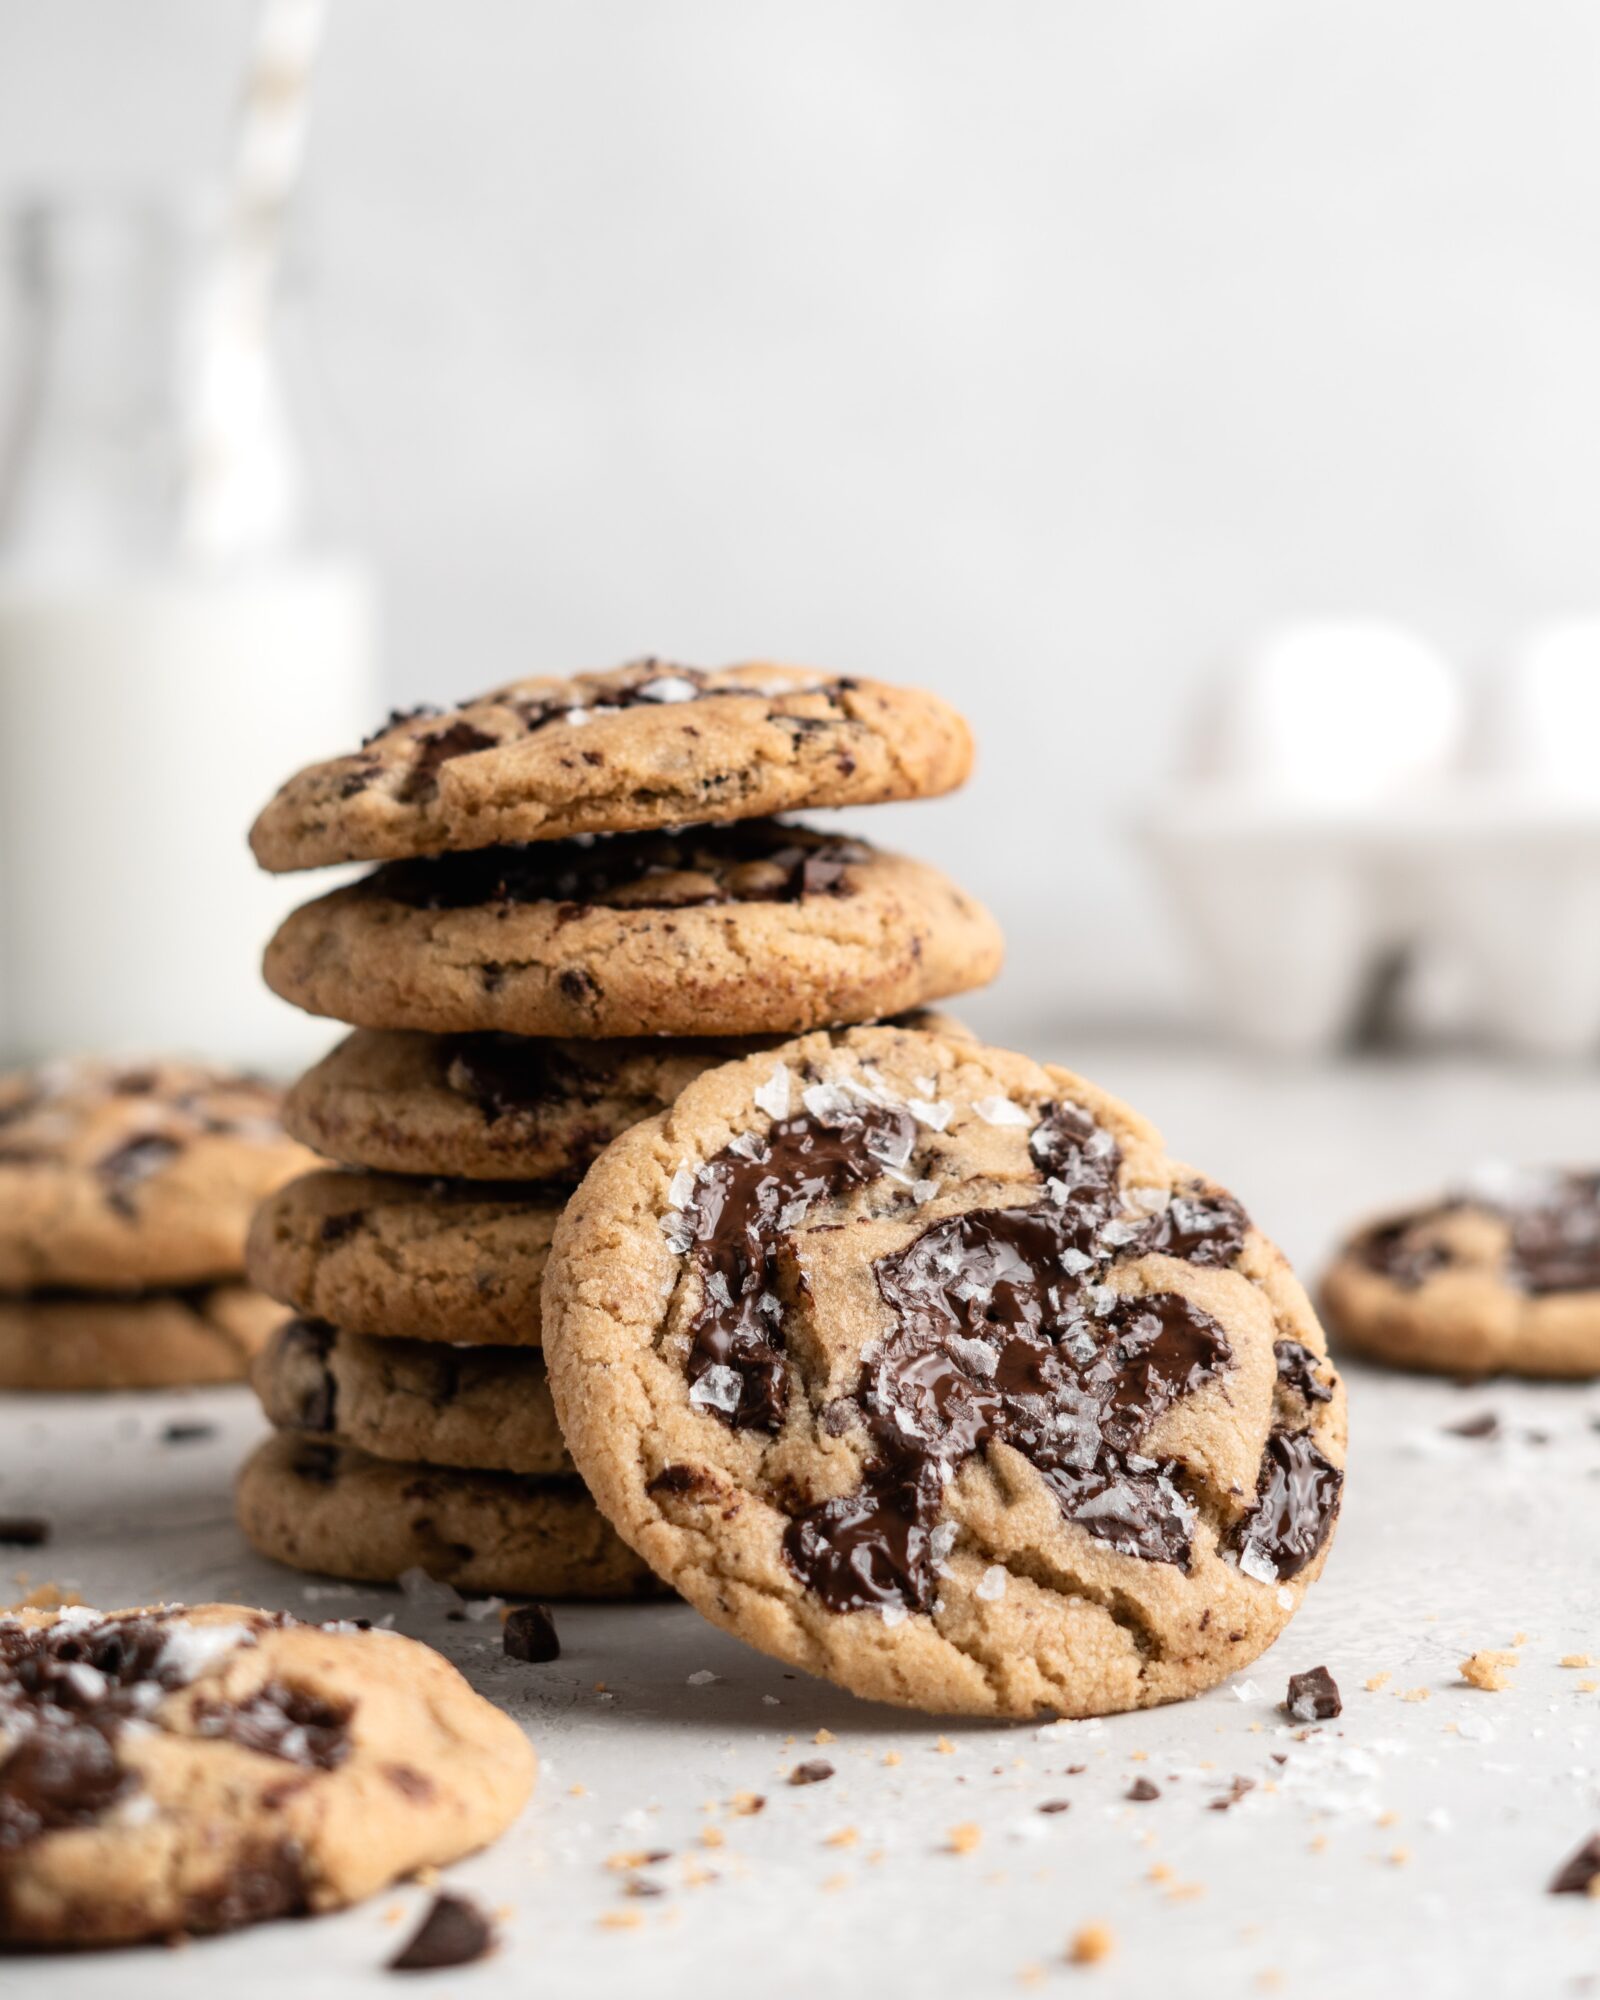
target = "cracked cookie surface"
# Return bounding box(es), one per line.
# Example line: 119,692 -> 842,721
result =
0,1060 -> 314,1293
0,1601 -> 534,1947
254,1319 -> 572,1474
250,660 -> 974,872
541,1023 -> 1345,1718
1323,1168 -> 1600,1376
0,1283 -> 281,1391
247,1170 -> 562,1347
236,1434 -> 664,1598
263,821 -> 1003,1040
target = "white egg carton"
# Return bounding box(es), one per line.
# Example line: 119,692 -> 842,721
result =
1140,620 -> 1600,1059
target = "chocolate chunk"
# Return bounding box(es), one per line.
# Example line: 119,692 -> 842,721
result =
1038,1799 -> 1071,1814
1126,1778 -> 1160,1801
0,1727 -> 132,1847
443,1034 -> 578,1121
503,1603 -> 560,1663
365,703 -> 442,745
388,1891 -> 496,1971
1140,1187 -> 1250,1268
191,1681 -> 350,1768
376,820 -> 867,915
161,1420 -> 216,1445
1356,1217 -> 1457,1288
1273,1340 -> 1334,1404
396,721 -> 498,803
96,1132 -> 182,1217
1284,1665 -> 1341,1721
1506,1174 -> 1600,1292
0,1517 -> 49,1547
1208,1775 -> 1255,1811
784,1461 -> 944,1615
319,1210 -> 366,1245
1445,1412 -> 1500,1440
680,1100 -> 916,1433
1549,1833 -> 1600,1895
1233,1430 -> 1343,1581
181,1839 -> 310,1934
788,1760 -> 835,1785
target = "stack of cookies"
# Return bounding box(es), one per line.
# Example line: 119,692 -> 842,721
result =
0,1060 -> 312,1392
235,661 -> 1001,1600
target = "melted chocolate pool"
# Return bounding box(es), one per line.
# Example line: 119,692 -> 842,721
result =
375,821 -> 868,914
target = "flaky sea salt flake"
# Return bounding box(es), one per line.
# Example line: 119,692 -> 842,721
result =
972,1096 -> 1029,1127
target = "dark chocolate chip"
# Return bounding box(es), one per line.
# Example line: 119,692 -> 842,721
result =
1037,1799 -> 1071,1814
1208,1775 -> 1256,1811
319,1210 -> 366,1245
788,1760 -> 835,1785
1274,1339 -> 1334,1404
1284,1666 -> 1341,1722
1126,1778 -> 1160,1801
388,1891 -> 496,1971
0,1517 -> 49,1547
1232,1429 -> 1343,1581
503,1604 -> 560,1663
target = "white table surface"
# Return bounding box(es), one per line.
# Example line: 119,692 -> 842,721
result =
4,1041 -> 1600,2000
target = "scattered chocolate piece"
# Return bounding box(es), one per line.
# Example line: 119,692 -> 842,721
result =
624,1878 -> 667,1898
388,1891 -> 496,1971
1126,1778 -> 1160,1802
502,1603 -> 560,1663
1284,1665 -> 1342,1722
0,1517 -> 49,1547
161,1421 -> 216,1445
1445,1413 -> 1500,1440
788,1760 -> 835,1785
1548,1833 -> 1600,1896
1208,1776 -> 1256,1812
1037,1799 -> 1071,1814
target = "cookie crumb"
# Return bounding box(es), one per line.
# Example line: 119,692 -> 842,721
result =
813,1728 -> 837,1745
598,1911 -> 644,1931
934,1735 -> 957,1755
1066,1923 -> 1115,1966
824,1826 -> 859,1849
1459,1650 -> 1518,1692
699,1827 -> 725,1850
946,1822 -> 982,1855
883,1750 -> 902,1766
1365,1671 -> 1390,1692
730,1792 -> 765,1816
1560,1654 -> 1594,1669
1399,1686 -> 1431,1703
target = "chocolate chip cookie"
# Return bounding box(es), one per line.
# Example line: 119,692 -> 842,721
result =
263,821 -> 1002,1040
236,1434 -> 663,1598
0,1284 -> 281,1393
250,661 -> 974,872
247,1170 -> 562,1347
254,1320 -> 572,1475
283,1013 -> 967,1182
0,1602 -> 534,1947
1322,1167 -> 1600,1376
541,1022 -> 1345,1718
0,1060 -> 313,1293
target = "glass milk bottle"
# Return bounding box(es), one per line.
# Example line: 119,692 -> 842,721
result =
0,194 -> 378,1071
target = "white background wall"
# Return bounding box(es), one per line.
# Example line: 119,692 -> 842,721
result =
4,0 -> 1600,1040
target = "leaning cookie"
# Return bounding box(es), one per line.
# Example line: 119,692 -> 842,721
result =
236,1434 -> 664,1599
0,1284 -> 281,1392
542,1022 -> 1345,1719
264,821 -> 1002,1041
250,660 -> 974,872
1323,1167 -> 1600,1376
283,1012 -> 969,1182
0,1060 -> 314,1293
0,1602 -> 534,1947
254,1320 -> 573,1475
247,1170 -> 562,1346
